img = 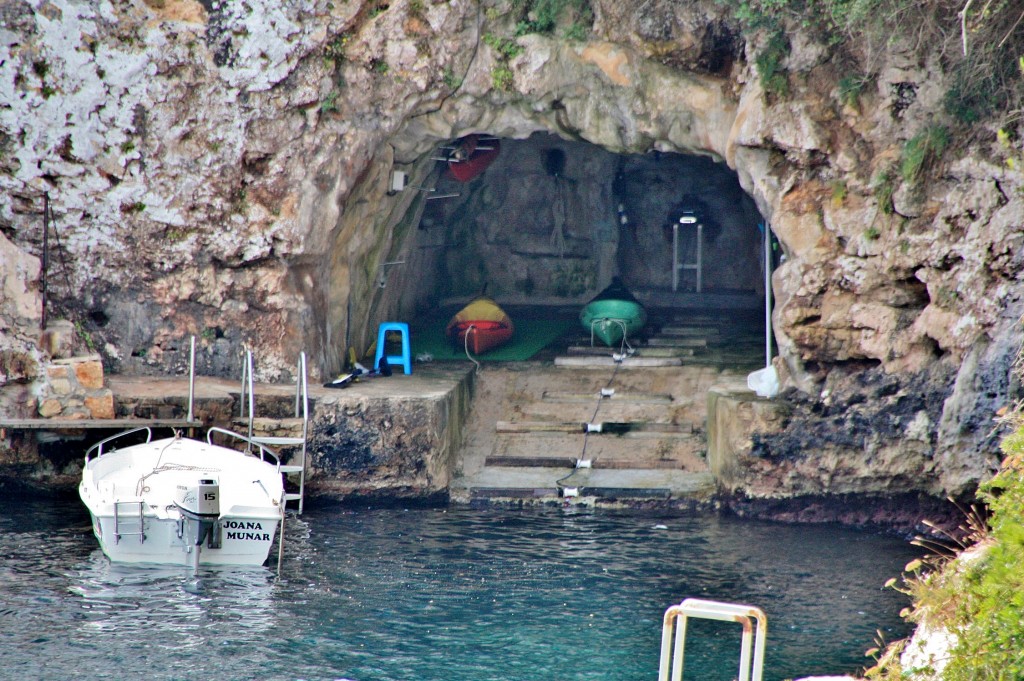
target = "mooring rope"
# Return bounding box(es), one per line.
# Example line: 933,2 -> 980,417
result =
555,346 -> 625,494
463,324 -> 481,372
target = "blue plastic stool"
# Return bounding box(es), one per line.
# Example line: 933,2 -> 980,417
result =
373,322 -> 412,375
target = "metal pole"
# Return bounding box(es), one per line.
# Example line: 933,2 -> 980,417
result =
41,193 -> 49,330
672,222 -> 679,292
276,500 -> 285,576
696,223 -> 703,293
187,336 -> 196,423
764,224 -> 772,368
246,351 -> 255,449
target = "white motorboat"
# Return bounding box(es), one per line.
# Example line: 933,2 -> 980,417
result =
79,426 -> 285,567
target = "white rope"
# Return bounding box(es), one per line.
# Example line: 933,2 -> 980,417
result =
463,324 -> 481,372
590,318 -> 634,357
556,358 -> 622,493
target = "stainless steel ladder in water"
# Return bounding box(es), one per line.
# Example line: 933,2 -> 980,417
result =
113,500 -> 145,544
240,350 -> 310,514
659,598 -> 767,681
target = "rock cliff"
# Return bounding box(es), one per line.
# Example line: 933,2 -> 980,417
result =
2,0 -> 1022,499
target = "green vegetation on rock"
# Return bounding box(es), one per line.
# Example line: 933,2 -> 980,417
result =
900,125 -> 950,185
869,419 -> 1024,679
510,0 -> 592,38
720,0 -> 1024,129
942,442 -> 1024,681
482,33 -> 524,91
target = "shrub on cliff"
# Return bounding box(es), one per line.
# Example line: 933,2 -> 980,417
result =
721,0 -> 1024,129
940,441 -> 1024,680
868,426 -> 1024,679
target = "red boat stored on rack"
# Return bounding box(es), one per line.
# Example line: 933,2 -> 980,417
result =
446,135 -> 500,182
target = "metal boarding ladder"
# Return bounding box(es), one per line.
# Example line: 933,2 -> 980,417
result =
113,500 -> 145,544
658,598 -> 767,681
240,350 -> 310,514
672,214 -> 703,292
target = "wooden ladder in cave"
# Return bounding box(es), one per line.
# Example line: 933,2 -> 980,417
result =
240,350 -> 310,514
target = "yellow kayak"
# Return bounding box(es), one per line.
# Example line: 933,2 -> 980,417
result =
446,296 -> 514,354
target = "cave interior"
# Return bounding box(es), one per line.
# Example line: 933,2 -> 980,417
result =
364,132 -> 770,364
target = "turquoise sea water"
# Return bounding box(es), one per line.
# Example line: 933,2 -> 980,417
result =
0,492 -> 918,681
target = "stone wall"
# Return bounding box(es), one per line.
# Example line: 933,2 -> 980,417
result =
36,354 -> 115,420
307,370 -> 473,498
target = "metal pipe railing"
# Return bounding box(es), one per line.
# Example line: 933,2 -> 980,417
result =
84,427 -> 153,461
187,336 -> 196,424
206,426 -> 279,466
763,222 -> 773,369
239,348 -> 255,451
658,598 -> 767,681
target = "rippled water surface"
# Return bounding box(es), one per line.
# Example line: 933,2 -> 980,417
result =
0,492 -> 919,681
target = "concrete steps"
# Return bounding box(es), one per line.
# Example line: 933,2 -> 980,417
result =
448,309 -> 765,504
451,361 -> 725,504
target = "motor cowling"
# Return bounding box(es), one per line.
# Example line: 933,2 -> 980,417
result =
175,478 -> 221,548
175,478 -> 219,517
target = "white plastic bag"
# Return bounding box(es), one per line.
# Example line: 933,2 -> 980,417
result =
747,366 -> 780,398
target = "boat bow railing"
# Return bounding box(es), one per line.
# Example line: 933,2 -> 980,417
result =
85,427 -> 154,462
207,426 -> 281,467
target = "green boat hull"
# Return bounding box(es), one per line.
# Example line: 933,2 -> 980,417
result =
579,299 -> 647,346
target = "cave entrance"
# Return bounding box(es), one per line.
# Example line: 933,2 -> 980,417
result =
381,132 -> 768,364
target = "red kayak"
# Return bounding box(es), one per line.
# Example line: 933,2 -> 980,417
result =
446,296 -> 514,354
447,135 -> 500,182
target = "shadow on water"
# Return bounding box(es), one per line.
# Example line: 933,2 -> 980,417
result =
0,491 -> 919,681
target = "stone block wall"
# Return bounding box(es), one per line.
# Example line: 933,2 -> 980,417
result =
36,355 -> 115,420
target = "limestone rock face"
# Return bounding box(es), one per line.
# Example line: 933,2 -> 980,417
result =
1,0 -> 1022,498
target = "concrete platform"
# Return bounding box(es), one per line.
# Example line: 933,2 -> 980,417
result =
107,364 -> 471,405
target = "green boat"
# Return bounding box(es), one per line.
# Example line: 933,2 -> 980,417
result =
579,277 -> 647,347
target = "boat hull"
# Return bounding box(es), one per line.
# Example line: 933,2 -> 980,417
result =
446,296 -> 514,354
447,137 -> 500,182
86,511 -> 280,566
79,434 -> 284,567
448,321 -> 514,354
579,299 -> 647,346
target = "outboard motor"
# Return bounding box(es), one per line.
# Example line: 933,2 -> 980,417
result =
175,478 -> 222,563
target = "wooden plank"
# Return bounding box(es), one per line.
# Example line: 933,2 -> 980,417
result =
592,459 -> 683,470
635,347 -> 695,358
587,487 -> 672,499
566,345 -> 620,356
645,337 -> 708,348
659,326 -> 721,336
485,456 -> 576,468
495,421 -> 693,435
555,356 -> 682,367
496,421 -> 585,433
483,456 -> 685,470
541,391 -> 673,405
471,487 -> 559,499
566,345 -> 694,358
0,418 -> 203,431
